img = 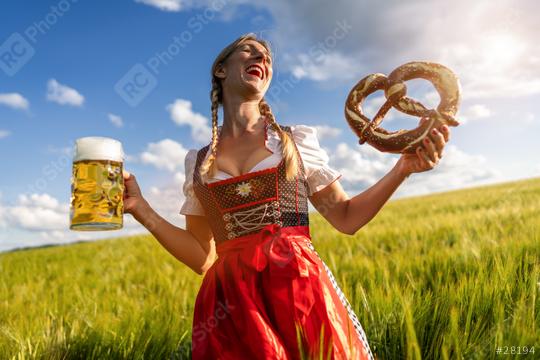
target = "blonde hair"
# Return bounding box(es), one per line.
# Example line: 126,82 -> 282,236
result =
199,33 -> 299,183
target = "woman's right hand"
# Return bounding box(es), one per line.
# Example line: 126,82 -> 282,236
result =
122,169 -> 147,216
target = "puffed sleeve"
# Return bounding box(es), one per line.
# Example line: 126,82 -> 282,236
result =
290,124 -> 342,196
179,149 -> 206,216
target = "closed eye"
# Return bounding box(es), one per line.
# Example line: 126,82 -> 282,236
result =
240,45 -> 272,63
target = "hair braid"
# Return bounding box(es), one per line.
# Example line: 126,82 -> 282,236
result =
199,78 -> 221,183
259,98 -> 299,181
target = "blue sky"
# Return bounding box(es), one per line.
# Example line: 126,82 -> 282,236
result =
1,0 -> 539,252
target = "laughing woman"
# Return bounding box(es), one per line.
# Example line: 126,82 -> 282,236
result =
122,33 -> 450,359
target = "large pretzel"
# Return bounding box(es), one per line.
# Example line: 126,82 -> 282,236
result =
344,61 -> 462,154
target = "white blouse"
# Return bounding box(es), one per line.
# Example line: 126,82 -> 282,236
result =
179,124 -> 342,216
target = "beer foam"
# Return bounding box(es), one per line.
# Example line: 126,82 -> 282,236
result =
74,136 -> 124,162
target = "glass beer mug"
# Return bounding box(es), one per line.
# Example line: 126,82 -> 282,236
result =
70,136 -> 125,231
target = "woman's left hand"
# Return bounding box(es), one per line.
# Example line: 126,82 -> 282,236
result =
395,117 -> 451,177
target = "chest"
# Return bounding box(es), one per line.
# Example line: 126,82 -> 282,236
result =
215,139 -> 275,179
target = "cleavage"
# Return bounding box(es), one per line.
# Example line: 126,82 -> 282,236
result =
216,146 -> 274,178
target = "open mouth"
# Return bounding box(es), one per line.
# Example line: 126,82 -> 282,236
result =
245,64 -> 265,80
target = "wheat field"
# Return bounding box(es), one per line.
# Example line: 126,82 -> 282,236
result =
1,177 -> 539,359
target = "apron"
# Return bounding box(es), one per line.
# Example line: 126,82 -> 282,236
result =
190,123 -> 374,360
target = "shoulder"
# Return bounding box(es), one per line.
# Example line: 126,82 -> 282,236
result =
267,123 -> 320,151
267,124 -> 323,159
185,148 -> 198,161
287,124 -> 322,150
285,124 -> 331,168
184,148 -> 201,172
186,145 -> 210,163
289,124 -> 318,137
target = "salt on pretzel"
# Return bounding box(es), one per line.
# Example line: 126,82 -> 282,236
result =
344,61 -> 462,154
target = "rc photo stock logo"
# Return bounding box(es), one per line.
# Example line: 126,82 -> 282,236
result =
114,63 -> 158,108
0,33 -> 35,77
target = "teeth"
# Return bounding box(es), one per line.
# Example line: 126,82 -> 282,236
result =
246,65 -> 263,79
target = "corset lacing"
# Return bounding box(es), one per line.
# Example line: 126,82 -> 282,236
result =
222,200 -> 282,239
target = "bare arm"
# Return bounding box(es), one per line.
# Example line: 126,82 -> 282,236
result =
132,200 -> 215,275
309,122 -> 450,235
309,164 -> 408,235
122,170 -> 216,276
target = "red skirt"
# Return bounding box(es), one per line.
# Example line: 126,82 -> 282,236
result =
191,223 -> 373,360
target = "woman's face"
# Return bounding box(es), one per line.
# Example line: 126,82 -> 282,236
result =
216,39 -> 273,100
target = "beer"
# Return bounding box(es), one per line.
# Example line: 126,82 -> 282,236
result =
70,137 -> 125,231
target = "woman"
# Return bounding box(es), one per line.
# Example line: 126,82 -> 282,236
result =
123,33 -> 450,359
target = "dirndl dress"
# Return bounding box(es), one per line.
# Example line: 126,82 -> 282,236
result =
189,124 -> 375,360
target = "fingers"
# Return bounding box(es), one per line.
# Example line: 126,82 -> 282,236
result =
416,146 -> 434,168
421,136 -> 439,163
429,128 -> 446,158
123,169 -> 131,180
439,124 -> 450,142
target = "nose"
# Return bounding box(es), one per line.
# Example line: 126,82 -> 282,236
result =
252,49 -> 266,62
254,52 -> 265,63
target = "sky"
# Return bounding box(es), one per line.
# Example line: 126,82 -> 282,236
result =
0,0 -> 539,252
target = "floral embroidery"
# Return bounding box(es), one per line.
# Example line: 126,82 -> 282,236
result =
236,182 -> 252,197
222,178 -> 265,200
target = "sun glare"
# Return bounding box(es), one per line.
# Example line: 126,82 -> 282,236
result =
480,32 -> 525,71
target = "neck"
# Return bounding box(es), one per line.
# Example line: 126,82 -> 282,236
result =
221,94 -> 265,138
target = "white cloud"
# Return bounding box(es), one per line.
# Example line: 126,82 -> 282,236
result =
330,142 -> 398,188
39,230 -> 67,241
326,142 -> 500,199
534,164 -> 540,176
394,145 -> 502,198
46,79 -> 85,106
17,193 -> 61,210
289,51 -> 362,82
0,191 -> 153,252
108,113 -> 124,128
0,93 -> 29,110
523,112 -> 536,125
313,125 -> 342,139
124,153 -> 139,163
0,193 -> 5,228
135,0 -> 183,12
145,178 -> 188,222
459,104 -> 492,124
7,193 -> 68,231
140,138 -> 189,172
0,130 -> 11,139
167,98 -> 211,143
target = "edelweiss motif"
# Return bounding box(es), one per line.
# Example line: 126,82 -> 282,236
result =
235,182 -> 252,197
